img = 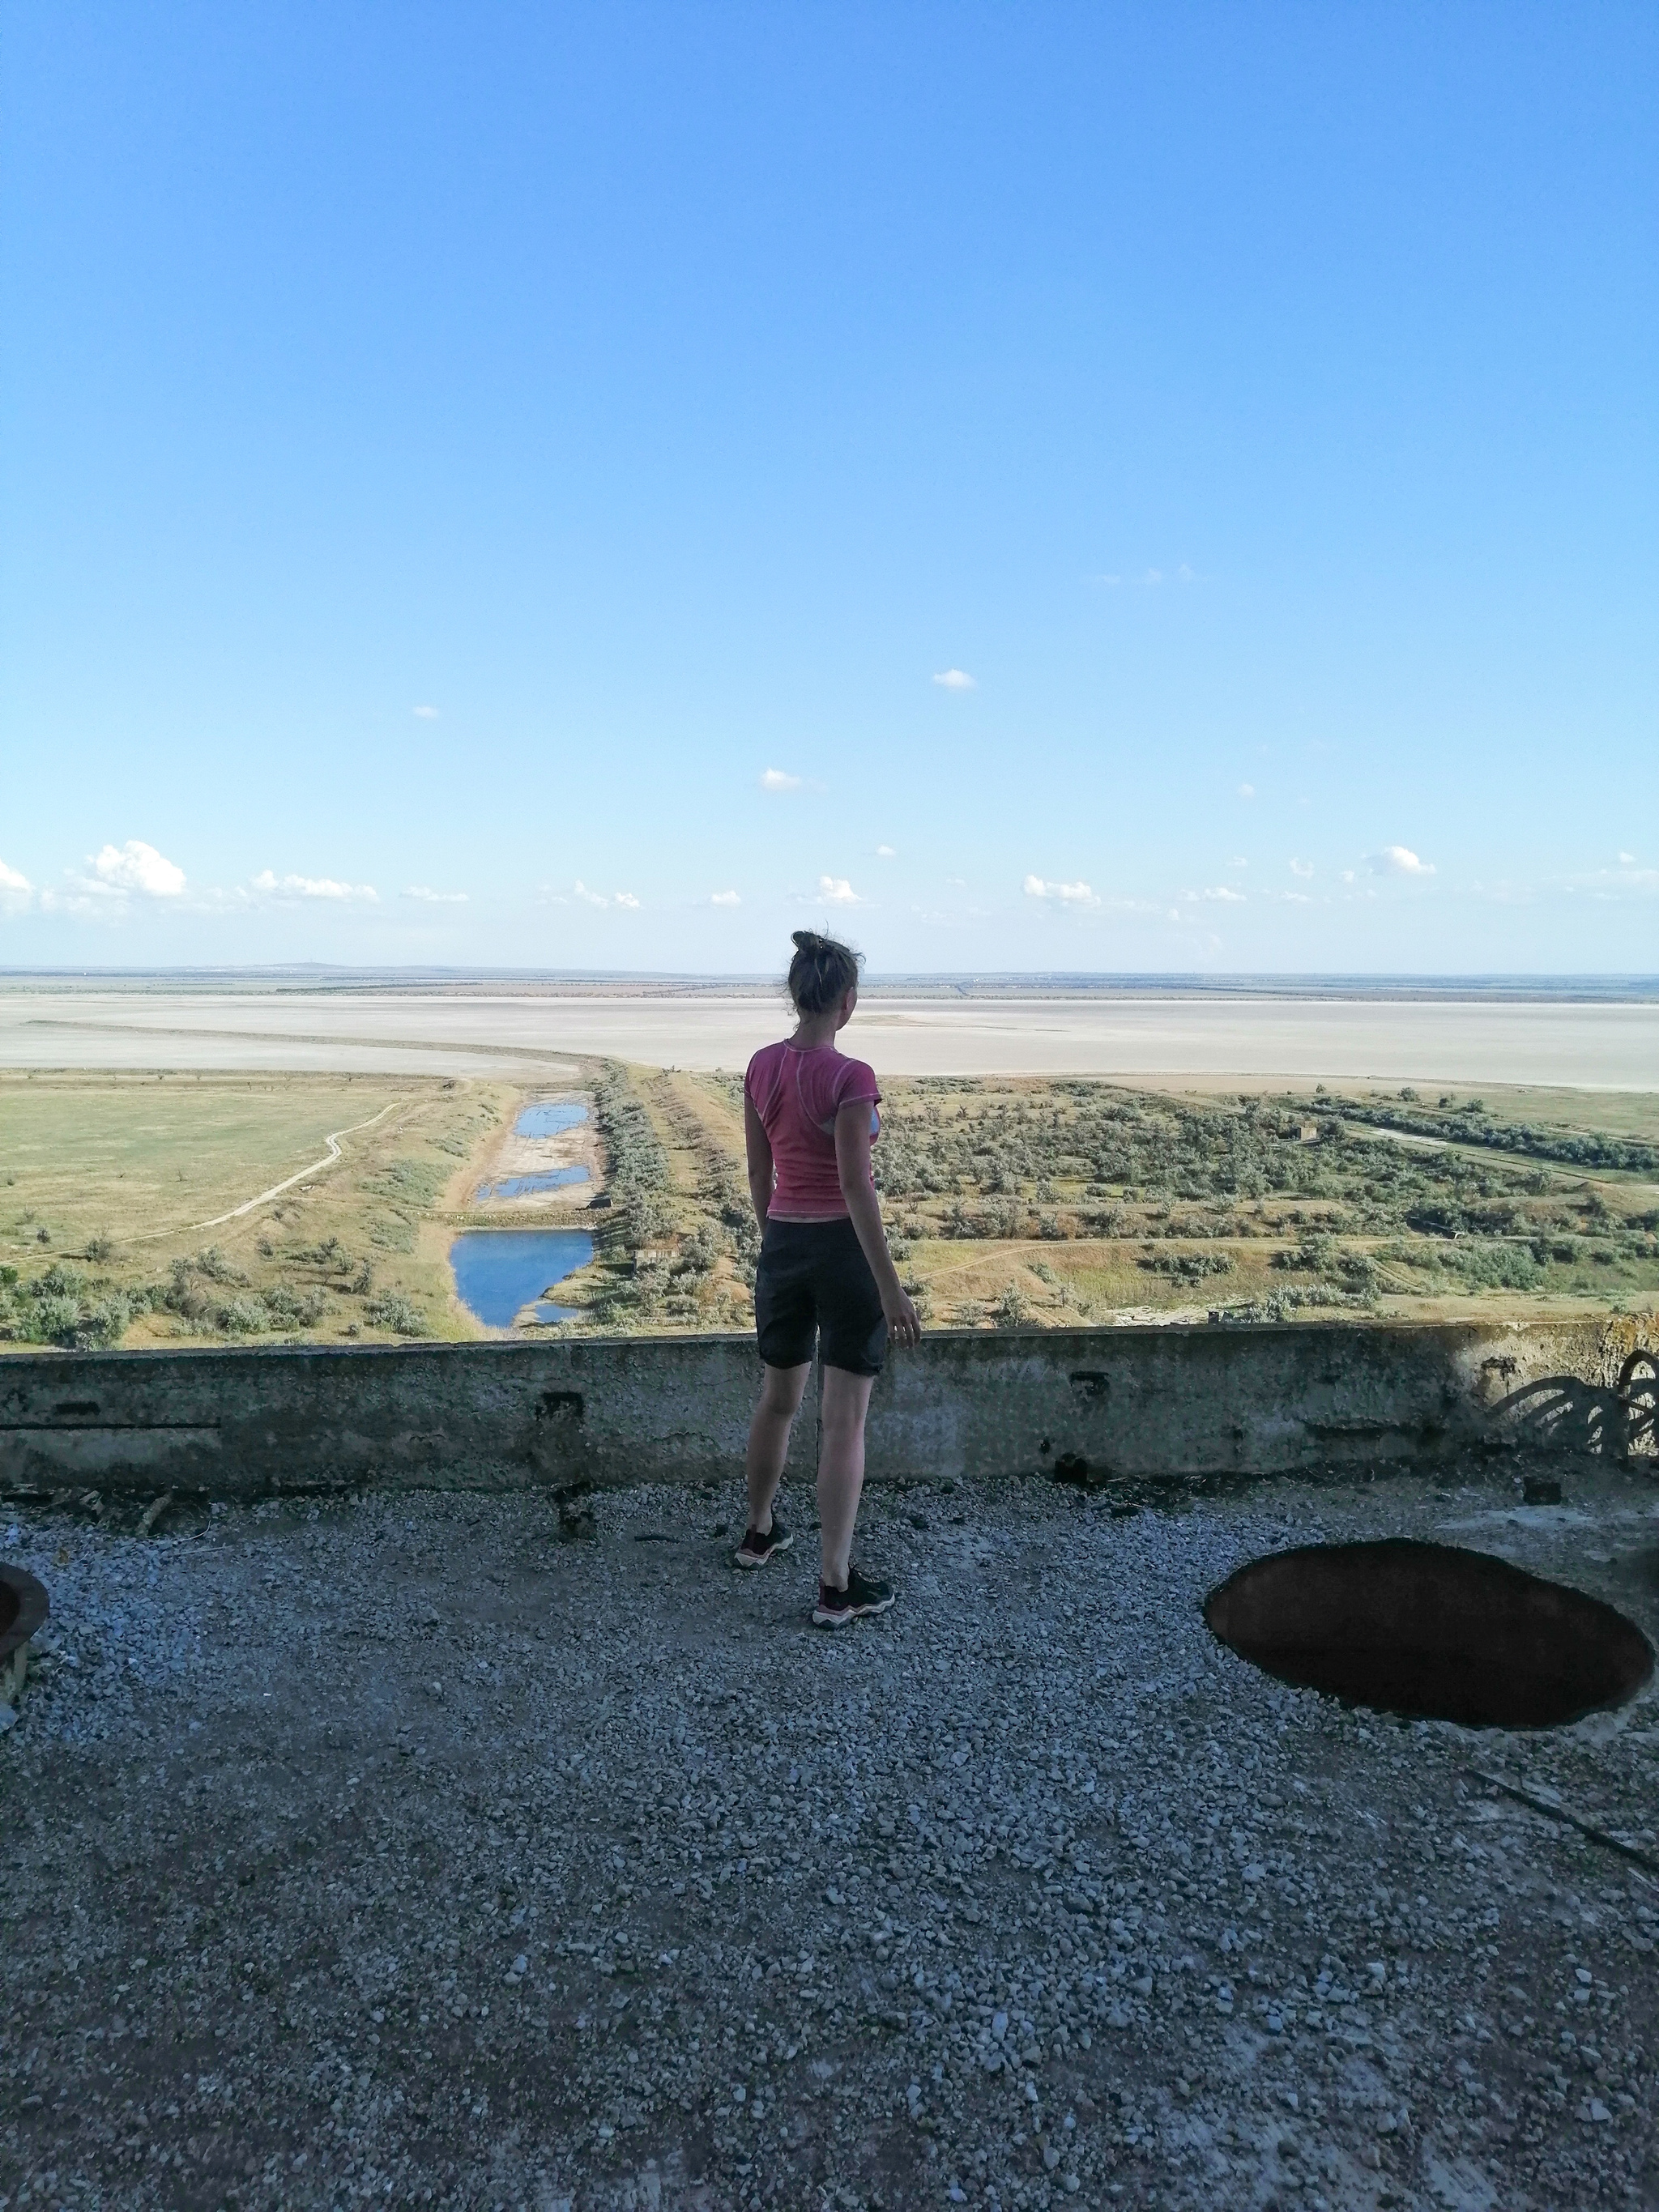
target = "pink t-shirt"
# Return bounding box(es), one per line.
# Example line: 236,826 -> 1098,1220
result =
744,1041 -> 881,1220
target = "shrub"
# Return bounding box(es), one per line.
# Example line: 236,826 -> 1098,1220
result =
1405,1203 -> 1466,1238
593,1063 -> 672,1236
194,1245 -> 247,1285
28,1294 -> 83,1344
1452,1242 -> 1540,1292
77,1294 -> 139,1349
366,1291 -> 424,1336
682,1222 -> 720,1274
218,1297 -> 270,1335
164,1259 -> 213,1321
1141,1250 -> 1233,1281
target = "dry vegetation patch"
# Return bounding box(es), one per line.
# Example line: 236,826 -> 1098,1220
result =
552,1068 -> 1659,1336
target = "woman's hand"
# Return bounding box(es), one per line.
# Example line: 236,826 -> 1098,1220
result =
882,1281 -> 921,1349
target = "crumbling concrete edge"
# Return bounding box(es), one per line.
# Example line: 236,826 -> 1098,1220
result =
1,1314 -> 1652,1508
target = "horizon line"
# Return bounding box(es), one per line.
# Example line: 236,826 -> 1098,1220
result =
2,963 -> 1657,995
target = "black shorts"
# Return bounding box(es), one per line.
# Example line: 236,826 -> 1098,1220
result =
754,1217 -> 887,1377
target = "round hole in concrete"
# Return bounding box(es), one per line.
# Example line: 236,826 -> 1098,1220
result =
1205,1540 -> 1653,1728
0,1565 -> 49,1662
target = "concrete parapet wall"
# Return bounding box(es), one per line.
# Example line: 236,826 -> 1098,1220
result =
0,1315 -> 1641,1502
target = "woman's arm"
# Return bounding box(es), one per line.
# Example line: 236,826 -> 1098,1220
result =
744,1095 -> 774,1229
834,1102 -> 921,1349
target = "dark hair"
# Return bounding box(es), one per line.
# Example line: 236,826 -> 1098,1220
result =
787,929 -> 862,1016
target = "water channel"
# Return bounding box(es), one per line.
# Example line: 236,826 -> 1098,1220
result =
450,1228 -> 594,1327
450,1099 -> 595,1327
476,1165 -> 590,1199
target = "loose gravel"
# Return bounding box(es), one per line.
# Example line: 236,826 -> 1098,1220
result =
2,1457 -> 1657,2212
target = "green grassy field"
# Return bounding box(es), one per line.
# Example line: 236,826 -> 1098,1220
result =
0,1071 -> 515,1348
3,1065 -> 1654,1349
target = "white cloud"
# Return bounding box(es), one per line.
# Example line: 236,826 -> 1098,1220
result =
0,859 -> 33,912
1189,885 -> 1246,903
818,876 -> 860,906
252,869 -> 378,901
88,840 -> 186,897
1227,856 -> 1248,870
1564,861 -> 1659,900
564,883 -> 638,910
1024,875 -> 1098,907
1371,845 -> 1435,877
876,844 -> 897,859
932,669 -> 976,691
1093,573 -> 1122,587
1618,850 -> 1636,865
412,705 -> 440,720
1289,859 -> 1315,879
760,768 -> 802,793
1237,783 -> 1256,801
710,890 -> 741,907
403,884 -> 468,904
48,839 -> 193,913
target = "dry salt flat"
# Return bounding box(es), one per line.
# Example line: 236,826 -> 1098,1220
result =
2,988 -> 1658,1086
3,1457 -> 1658,2212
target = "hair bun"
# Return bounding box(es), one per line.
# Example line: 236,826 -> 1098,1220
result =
785,927 -> 861,1015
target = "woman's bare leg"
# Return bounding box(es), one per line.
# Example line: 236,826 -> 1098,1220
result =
744,1362 -> 810,1534
817,1366 -> 876,1587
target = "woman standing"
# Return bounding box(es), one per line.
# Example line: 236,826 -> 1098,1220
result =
736,931 -> 920,1626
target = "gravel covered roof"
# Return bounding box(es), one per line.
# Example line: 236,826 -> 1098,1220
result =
3,1458 -> 1657,2210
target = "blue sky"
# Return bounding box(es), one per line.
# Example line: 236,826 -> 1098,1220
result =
2,2 -> 1654,974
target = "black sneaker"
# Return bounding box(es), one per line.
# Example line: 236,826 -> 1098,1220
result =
812,1565 -> 895,1628
735,1517 -> 793,1569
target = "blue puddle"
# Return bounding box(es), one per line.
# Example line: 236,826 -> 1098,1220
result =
450,1229 -> 595,1328
514,1102 -> 589,1139
477,1164 -> 591,1200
